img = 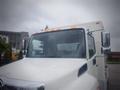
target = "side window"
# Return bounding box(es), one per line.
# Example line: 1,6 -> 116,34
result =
88,34 -> 96,58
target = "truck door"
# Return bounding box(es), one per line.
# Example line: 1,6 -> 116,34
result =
87,33 -> 98,79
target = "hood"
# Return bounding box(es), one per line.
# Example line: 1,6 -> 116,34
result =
0,58 -> 86,84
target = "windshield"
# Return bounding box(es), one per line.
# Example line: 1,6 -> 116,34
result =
26,28 -> 86,58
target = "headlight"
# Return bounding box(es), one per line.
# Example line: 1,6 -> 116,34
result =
0,79 -> 4,89
38,86 -> 45,90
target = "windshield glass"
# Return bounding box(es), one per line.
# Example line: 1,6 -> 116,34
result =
26,29 -> 86,58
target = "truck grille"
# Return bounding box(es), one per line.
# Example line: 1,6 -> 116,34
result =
2,85 -> 28,90
2,85 -> 16,90
1,85 -> 44,90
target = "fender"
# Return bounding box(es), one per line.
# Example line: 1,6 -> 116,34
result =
44,72 -> 99,90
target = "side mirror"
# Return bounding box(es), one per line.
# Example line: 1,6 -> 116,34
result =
101,32 -> 111,54
22,38 -> 29,56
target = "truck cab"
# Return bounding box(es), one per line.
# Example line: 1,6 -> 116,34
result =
0,21 -> 110,90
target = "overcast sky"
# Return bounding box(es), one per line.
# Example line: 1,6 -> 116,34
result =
0,0 -> 120,51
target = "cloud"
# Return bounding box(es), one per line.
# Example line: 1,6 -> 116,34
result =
0,0 -> 120,51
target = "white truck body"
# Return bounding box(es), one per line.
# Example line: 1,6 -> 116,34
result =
0,21 -> 110,90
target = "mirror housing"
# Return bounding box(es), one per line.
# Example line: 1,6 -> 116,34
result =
101,32 -> 111,54
22,38 -> 29,56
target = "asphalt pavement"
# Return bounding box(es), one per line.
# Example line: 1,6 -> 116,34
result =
108,64 -> 120,90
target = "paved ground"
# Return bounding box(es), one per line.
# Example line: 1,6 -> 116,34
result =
108,64 -> 120,90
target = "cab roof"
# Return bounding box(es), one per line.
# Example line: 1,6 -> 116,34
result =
32,21 -> 104,36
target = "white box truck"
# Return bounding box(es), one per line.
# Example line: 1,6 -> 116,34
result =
0,21 -> 110,90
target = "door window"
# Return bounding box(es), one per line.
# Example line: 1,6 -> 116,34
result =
88,34 -> 96,58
